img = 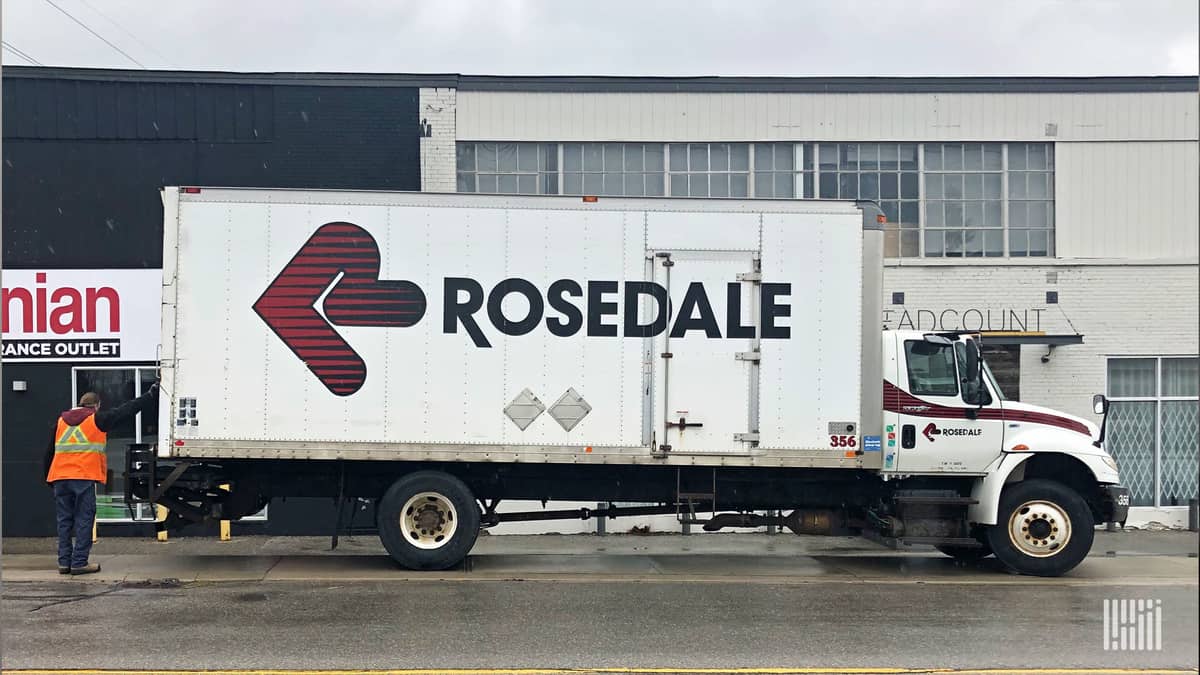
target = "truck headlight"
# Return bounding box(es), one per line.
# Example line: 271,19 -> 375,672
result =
1101,455 -> 1119,473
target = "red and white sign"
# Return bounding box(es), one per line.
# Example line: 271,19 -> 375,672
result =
1,269 -> 161,362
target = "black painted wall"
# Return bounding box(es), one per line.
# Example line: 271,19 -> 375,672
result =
2,72 -> 421,535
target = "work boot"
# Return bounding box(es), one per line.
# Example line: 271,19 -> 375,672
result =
70,563 -> 101,576
57,566 -> 70,575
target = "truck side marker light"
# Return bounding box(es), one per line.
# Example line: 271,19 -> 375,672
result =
174,440 -> 185,446
1011,444 -> 1029,451
582,195 -> 598,202
585,446 -> 593,453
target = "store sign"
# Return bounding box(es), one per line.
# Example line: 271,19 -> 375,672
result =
883,307 -> 1046,332
1,269 -> 161,362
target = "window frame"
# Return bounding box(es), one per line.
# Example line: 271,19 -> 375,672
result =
1106,355 -> 1200,507
666,142 -> 751,199
903,340 -> 961,398
921,142 -> 1006,259
454,140 -> 1056,259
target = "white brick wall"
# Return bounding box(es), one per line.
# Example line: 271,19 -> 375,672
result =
418,88 -> 457,193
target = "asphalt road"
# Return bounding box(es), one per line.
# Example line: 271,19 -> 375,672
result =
3,578 -> 1198,672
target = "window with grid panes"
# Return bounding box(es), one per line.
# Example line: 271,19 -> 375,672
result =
1107,357 -> 1199,507
562,143 -> 664,196
1007,143 -> 1055,256
753,143 -> 811,198
924,143 -> 1004,257
668,143 -> 750,198
816,143 -> 920,257
456,142 -> 558,194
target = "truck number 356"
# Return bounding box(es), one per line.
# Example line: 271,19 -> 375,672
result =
830,435 -> 857,448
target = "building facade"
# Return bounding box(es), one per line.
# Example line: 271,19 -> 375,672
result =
3,69 -> 1197,535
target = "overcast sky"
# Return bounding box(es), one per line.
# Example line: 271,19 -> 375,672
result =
2,0 -> 1197,76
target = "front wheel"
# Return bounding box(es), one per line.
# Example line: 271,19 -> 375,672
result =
377,471 -> 480,570
986,479 -> 1094,577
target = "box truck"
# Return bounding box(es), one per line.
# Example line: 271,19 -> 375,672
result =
128,187 -> 1129,576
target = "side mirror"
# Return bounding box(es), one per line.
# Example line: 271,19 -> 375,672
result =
1093,394 -> 1109,416
964,339 -> 981,380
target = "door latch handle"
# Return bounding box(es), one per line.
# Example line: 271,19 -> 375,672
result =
901,424 -> 916,449
666,417 -> 703,430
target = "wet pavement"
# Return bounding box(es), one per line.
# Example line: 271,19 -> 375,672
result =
2,532 -> 1197,672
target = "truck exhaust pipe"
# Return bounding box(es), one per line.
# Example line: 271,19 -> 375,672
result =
703,509 -> 849,535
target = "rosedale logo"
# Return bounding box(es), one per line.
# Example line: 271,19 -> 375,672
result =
254,222 -> 795,396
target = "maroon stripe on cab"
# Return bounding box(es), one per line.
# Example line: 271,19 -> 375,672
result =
883,381 -> 1089,436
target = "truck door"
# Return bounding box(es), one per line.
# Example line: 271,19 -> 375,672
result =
652,250 -> 758,454
888,336 -> 1004,474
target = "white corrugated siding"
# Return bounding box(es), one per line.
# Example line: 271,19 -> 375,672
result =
457,91 -> 1198,143
1055,141 -> 1200,259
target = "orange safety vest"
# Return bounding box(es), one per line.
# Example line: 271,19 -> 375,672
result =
47,411 -> 108,483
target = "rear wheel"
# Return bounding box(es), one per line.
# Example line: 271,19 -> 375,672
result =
986,479 -> 1094,577
377,471 -> 480,570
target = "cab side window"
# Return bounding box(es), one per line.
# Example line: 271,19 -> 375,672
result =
956,342 -> 992,406
904,340 -> 958,396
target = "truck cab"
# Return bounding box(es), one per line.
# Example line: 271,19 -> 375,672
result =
880,330 -> 1129,575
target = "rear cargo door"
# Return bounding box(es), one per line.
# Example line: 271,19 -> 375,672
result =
653,250 -> 758,454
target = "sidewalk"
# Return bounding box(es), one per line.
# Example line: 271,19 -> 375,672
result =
3,530 -> 1196,585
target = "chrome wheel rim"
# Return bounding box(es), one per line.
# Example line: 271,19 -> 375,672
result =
400,492 -> 458,550
1007,499 -> 1071,558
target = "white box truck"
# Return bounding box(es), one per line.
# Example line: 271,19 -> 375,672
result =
129,187 -> 1129,576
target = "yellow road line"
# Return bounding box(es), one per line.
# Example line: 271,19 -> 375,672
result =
4,662 -> 1195,667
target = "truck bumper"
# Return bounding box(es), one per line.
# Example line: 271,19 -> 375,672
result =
1098,485 -> 1131,525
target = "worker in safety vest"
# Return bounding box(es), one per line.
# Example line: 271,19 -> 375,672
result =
44,385 -> 158,575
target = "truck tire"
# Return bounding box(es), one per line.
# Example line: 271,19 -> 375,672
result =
986,479 -> 1094,577
377,471 -> 480,571
935,541 -> 993,561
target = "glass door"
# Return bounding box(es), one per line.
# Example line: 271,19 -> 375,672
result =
72,366 -> 158,521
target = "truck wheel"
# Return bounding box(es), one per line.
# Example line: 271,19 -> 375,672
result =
377,471 -> 480,571
986,479 -> 1094,577
935,541 -> 993,561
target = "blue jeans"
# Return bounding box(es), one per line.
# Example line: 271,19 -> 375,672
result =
53,479 -> 97,569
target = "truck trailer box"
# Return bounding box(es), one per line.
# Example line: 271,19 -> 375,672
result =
159,188 -> 881,466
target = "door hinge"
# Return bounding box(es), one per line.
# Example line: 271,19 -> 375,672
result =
736,272 -> 762,282
733,432 -> 760,442
735,351 -> 761,362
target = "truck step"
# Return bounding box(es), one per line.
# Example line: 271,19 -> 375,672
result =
898,536 -> 984,547
893,490 -> 978,506
862,530 -> 984,550
893,495 -> 978,506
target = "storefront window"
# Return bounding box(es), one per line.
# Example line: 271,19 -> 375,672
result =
1107,357 -> 1199,507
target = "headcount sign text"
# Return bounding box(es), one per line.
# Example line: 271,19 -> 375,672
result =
883,307 -> 1047,332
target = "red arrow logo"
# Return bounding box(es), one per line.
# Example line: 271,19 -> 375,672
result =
922,422 -> 940,442
252,222 -> 426,396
